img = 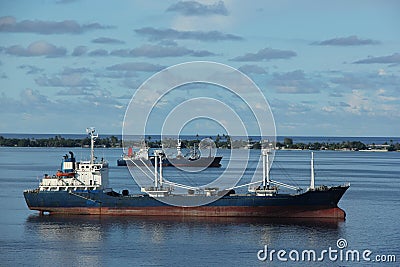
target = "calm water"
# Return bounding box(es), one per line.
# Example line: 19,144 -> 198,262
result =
0,147 -> 399,266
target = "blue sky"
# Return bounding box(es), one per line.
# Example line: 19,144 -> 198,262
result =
0,0 -> 399,136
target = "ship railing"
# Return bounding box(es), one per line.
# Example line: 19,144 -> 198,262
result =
269,179 -> 301,191
229,180 -> 301,192
162,179 -> 198,190
229,180 -> 262,190
24,188 -> 40,193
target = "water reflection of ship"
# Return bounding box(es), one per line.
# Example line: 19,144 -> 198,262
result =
117,139 -> 222,167
24,214 -> 343,266
26,214 -> 344,229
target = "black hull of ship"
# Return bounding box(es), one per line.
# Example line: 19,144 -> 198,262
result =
117,156 -> 222,167
24,185 -> 349,219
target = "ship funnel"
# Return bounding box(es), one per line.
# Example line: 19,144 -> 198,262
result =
62,151 -> 76,173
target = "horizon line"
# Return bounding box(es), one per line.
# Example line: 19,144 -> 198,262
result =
1,132 -> 399,138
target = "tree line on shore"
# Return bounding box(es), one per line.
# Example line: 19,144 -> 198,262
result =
276,138 -> 399,151
0,135 -> 399,151
0,135 -> 121,148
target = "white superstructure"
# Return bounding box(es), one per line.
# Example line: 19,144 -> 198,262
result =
39,128 -> 109,191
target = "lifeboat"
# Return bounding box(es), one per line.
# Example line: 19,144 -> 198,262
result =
56,171 -> 75,178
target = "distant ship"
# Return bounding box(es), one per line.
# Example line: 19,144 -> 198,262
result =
24,128 -> 349,218
117,140 -> 222,168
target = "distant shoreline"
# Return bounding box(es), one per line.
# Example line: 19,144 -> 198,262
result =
0,135 -> 399,152
1,133 -> 399,145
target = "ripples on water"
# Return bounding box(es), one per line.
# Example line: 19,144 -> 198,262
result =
0,147 -> 399,266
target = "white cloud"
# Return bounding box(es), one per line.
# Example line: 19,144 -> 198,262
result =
231,47 -> 296,62
35,73 -> 94,87
0,16 -> 111,34
376,88 -> 399,101
312,35 -> 380,46
321,106 -> 335,113
20,88 -> 51,106
238,64 -> 267,75
4,41 -> 67,57
354,53 -> 400,64
166,1 -> 229,16
110,44 -> 215,58
270,70 -> 323,94
378,69 -> 386,76
107,62 -> 165,72
344,90 -> 373,115
134,27 -> 242,42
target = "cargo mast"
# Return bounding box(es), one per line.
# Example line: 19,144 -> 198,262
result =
86,127 -> 98,164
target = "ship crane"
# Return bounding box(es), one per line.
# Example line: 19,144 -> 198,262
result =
140,141 -> 337,199
141,150 -> 173,197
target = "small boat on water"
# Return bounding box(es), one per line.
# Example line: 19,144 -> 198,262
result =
24,128 -> 349,218
117,139 -> 222,167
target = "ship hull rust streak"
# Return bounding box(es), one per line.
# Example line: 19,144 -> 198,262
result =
27,206 -> 345,218
24,184 -> 349,219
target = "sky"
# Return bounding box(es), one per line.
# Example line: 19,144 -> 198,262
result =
0,0 -> 399,136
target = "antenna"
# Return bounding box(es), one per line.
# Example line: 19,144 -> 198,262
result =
310,152 -> 315,190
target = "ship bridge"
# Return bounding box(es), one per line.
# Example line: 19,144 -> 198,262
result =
38,128 -> 109,192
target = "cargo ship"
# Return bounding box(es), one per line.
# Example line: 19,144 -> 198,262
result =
24,128 -> 349,218
117,140 -> 222,167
